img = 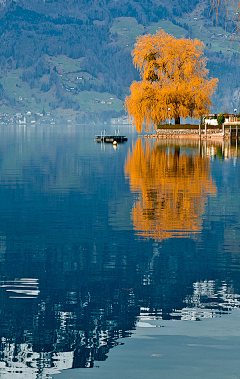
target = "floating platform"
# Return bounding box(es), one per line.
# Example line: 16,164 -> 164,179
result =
94,135 -> 128,143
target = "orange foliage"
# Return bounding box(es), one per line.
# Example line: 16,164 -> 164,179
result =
124,139 -> 217,242
125,30 -> 218,132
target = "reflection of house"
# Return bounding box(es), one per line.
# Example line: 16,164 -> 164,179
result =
173,280 -> 240,321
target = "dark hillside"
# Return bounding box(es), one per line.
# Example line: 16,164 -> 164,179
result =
0,0 -> 238,123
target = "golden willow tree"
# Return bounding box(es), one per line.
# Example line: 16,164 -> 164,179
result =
125,30 -> 218,132
124,139 -> 217,242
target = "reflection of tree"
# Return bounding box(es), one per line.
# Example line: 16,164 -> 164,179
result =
125,139 -> 217,241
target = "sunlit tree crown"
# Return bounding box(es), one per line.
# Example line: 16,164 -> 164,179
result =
125,30 -> 218,132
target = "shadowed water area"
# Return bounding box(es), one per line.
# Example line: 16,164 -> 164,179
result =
0,125 -> 240,378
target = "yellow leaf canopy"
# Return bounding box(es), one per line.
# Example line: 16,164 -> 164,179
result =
125,30 -> 218,132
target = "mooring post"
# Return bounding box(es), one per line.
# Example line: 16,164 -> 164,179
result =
222,123 -> 225,137
205,122 -> 207,137
230,125 -> 232,141
199,123 -> 201,138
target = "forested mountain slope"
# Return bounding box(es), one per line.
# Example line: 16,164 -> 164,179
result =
0,0 -> 239,123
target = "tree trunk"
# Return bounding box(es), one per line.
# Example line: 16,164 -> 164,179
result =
174,146 -> 180,157
175,115 -> 180,125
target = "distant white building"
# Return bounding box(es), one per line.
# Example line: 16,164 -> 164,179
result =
205,118 -> 218,126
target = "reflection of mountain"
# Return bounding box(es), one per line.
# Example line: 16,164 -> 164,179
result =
0,271 -> 138,377
0,125 -> 98,194
124,139 -> 217,241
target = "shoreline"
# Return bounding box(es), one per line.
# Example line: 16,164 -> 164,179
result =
144,128 -> 230,140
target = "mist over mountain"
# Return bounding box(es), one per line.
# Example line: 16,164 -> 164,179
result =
0,0 -> 239,123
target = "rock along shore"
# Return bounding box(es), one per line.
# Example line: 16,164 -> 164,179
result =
144,128 -> 229,140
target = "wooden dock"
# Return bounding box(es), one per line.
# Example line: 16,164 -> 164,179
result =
222,121 -> 240,138
94,133 -> 127,143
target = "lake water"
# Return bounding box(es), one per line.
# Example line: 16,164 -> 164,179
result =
0,124 -> 240,379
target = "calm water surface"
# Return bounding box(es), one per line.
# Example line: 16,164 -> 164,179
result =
0,124 -> 240,378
